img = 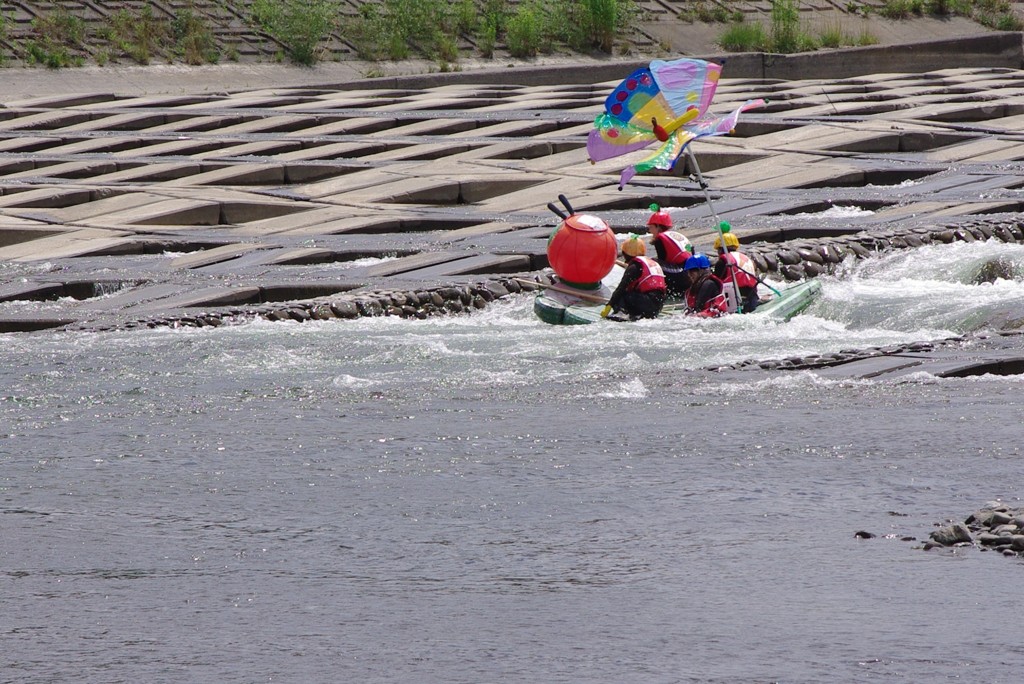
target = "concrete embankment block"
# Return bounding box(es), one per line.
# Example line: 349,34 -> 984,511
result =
0,316 -> 76,333
0,226 -> 66,248
79,198 -> 223,227
295,168 -> 411,200
0,187 -> 95,210
234,207 -> 375,236
74,284 -> 189,313
807,347 -> 1024,380
0,228 -> 132,262
0,110 -> 93,131
365,251 -> 473,277
715,157 -> 847,191
392,253 -> 532,278
746,34 -> 1024,81
443,222 -> 531,239
80,163 -> 205,183
6,93 -> 115,109
0,281 -> 65,302
186,247 -> 337,274
925,138 -> 1024,163
39,193 -> 164,223
167,243 -> 268,269
125,286 -> 263,312
161,163 -> 286,187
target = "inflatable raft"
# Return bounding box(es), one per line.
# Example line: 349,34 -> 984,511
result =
534,278 -> 823,326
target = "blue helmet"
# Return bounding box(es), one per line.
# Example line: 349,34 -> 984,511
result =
683,253 -> 711,271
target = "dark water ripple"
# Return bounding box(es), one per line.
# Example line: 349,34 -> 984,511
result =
4,248 -> 1024,682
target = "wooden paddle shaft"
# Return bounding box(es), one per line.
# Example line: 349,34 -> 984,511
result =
513,278 -> 609,304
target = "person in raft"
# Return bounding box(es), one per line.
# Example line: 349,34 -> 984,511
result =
683,253 -> 728,318
645,205 -> 692,299
713,226 -> 760,313
601,235 -> 666,320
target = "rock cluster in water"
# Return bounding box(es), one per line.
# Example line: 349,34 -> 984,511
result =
926,502 -> 1024,558
86,279 -> 538,331
742,219 -> 1024,282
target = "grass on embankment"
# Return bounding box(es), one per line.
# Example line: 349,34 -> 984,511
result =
714,0 -> 1021,54
0,0 -> 1019,70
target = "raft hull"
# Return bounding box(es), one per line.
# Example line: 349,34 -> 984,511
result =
747,279 -> 822,320
533,282 -> 611,325
534,279 -> 822,325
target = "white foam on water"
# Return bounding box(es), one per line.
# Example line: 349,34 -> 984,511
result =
331,374 -> 376,389
333,256 -> 401,269
783,205 -> 876,219
893,369 -> 1024,386
706,370 -> 877,397
865,178 -> 923,189
23,239 -> 1018,397
596,377 -> 648,399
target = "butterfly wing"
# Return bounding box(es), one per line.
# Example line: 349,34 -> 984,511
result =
649,58 -> 721,130
617,98 -> 767,189
588,58 -> 722,164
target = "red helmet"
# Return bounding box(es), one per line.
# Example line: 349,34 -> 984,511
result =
647,208 -> 672,229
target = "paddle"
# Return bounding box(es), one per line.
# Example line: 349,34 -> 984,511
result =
512,277 -> 609,304
734,264 -> 782,297
684,147 -> 744,313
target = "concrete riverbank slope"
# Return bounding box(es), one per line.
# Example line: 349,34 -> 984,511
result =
3,33 -> 1024,378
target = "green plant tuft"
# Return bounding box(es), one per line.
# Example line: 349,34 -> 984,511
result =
680,0 -> 731,23
172,8 -> 219,65
770,0 -> 801,53
107,6 -> 170,65
718,20 -> 768,52
27,7 -> 87,68
507,2 -> 542,58
251,0 -> 337,66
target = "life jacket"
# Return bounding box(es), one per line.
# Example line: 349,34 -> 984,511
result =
627,256 -> 666,294
685,274 -> 728,317
721,251 -> 758,289
654,231 -> 691,267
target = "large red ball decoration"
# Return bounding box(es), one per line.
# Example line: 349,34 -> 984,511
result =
547,214 -> 617,286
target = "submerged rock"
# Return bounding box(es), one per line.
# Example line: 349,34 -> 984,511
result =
929,523 -> 973,546
926,503 -> 1024,559
972,259 -> 1016,284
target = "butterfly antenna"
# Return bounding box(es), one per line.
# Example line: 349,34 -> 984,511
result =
547,202 -> 568,220
558,194 -> 575,215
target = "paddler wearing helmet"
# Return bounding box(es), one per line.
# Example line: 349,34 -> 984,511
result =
644,204 -> 692,299
683,253 -> 728,318
713,223 -> 760,313
601,234 -> 667,320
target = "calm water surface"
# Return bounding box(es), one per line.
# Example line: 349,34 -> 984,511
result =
3,242 -> 1024,683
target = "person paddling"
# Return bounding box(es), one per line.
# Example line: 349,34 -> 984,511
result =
645,204 -> 691,299
713,225 -> 760,313
602,235 -> 666,320
683,253 -> 728,318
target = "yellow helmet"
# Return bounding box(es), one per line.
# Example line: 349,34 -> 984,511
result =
714,232 -> 740,250
621,236 -> 646,257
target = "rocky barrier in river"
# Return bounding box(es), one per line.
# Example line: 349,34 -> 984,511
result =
69,216 -> 1024,334
926,502 -> 1024,558
78,278 -> 541,332
742,218 -> 1024,283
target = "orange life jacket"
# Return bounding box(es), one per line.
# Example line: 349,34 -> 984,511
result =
685,274 -> 728,317
627,256 -> 667,293
721,251 -> 758,289
653,231 -> 691,266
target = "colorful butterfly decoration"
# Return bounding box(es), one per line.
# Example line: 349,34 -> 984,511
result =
587,58 -> 766,189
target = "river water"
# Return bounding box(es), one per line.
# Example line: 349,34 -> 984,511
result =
3,241 -> 1024,683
